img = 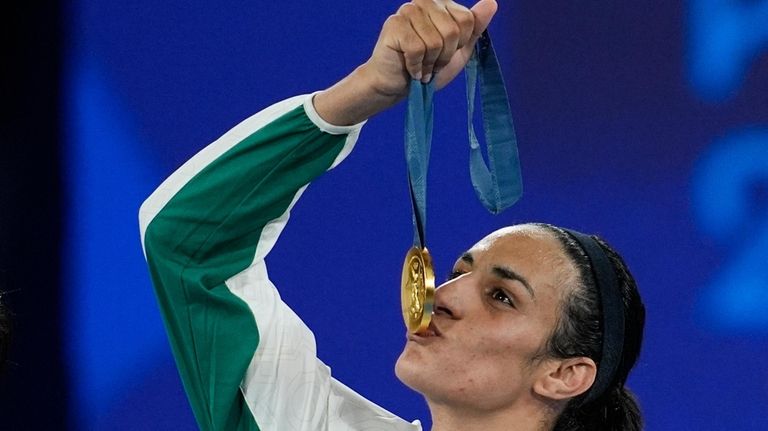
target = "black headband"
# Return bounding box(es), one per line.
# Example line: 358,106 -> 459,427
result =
562,228 -> 625,405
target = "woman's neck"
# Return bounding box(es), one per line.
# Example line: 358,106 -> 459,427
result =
427,397 -> 556,431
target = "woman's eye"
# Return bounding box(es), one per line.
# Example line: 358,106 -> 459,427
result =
490,288 -> 515,308
447,270 -> 466,281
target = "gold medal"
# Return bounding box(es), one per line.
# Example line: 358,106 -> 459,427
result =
401,246 -> 435,333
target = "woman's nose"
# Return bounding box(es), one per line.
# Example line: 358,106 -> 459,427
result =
433,274 -> 469,319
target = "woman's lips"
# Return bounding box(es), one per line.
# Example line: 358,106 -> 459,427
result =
407,320 -> 442,341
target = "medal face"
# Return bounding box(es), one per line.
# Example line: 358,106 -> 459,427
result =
401,246 -> 435,333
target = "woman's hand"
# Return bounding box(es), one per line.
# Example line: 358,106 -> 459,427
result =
364,0 -> 498,97
314,0 -> 497,126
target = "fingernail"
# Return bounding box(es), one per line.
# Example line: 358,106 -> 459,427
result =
422,73 -> 432,83
414,71 -> 422,80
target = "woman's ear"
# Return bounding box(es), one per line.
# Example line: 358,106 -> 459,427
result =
533,357 -> 597,400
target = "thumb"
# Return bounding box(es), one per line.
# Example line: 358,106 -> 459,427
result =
470,0 -> 498,37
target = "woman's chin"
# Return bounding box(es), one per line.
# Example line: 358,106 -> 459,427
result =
394,347 -> 432,394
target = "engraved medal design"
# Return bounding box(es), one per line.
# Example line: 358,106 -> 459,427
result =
401,246 -> 435,333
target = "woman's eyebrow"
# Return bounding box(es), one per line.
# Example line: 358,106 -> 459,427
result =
459,252 -> 535,299
492,266 -> 535,299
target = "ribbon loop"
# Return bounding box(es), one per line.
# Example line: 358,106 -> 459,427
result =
466,31 -> 523,214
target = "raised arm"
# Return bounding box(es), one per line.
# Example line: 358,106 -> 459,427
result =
139,96 -> 364,430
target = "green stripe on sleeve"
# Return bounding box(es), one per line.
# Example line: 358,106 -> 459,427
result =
143,104 -> 350,431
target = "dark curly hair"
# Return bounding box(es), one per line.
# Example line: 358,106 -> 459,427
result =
535,223 -> 645,431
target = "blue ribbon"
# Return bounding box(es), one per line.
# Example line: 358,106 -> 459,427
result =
405,31 -> 523,247
405,75 -> 435,247
466,31 -> 523,214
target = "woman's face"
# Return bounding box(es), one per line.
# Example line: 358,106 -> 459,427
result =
395,224 -> 578,411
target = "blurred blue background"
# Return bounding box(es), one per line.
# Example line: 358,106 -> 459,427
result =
1,0 -> 767,429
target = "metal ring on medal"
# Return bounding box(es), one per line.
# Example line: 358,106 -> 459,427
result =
401,246 -> 435,333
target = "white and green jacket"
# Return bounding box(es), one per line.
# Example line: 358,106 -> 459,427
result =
139,95 -> 423,431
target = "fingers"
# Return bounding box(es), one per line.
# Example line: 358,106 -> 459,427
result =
414,0 -> 463,77
385,14 -> 426,81
390,0 -> 478,83
398,3 -> 443,82
444,1 -> 475,51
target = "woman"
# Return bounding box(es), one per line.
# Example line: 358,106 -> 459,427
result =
140,0 -> 644,429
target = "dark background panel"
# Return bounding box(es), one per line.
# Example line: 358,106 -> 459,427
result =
0,3 -> 67,428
